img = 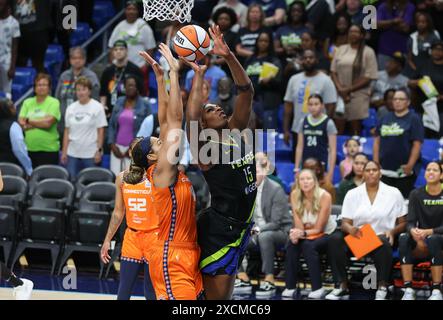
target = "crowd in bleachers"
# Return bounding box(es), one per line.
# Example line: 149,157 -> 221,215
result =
0,0 -> 443,300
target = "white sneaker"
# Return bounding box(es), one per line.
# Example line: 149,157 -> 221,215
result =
325,287 -> 350,300
255,281 -> 276,298
401,288 -> 416,300
308,287 -> 325,299
428,289 -> 443,300
13,279 -> 34,300
281,288 -> 296,299
375,287 -> 388,300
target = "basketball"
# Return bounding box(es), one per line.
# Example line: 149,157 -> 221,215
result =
173,25 -> 211,62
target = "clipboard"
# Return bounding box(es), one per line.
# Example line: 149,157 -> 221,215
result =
344,224 -> 383,260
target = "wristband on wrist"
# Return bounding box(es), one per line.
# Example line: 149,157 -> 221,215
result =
235,82 -> 253,92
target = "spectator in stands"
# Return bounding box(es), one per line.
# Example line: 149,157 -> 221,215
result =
376,88 -> 396,122
212,7 -> 239,74
399,161 -> 443,300
234,152 -> 291,298
325,13 -> 350,61
336,152 -> 368,205
373,88 -> 424,198
235,4 -> 271,64
282,168 -> 336,299
295,94 -> 337,184
407,11 -> 441,73
15,0 -> 51,72
339,137 -> 361,178
283,49 -> 337,156
302,157 -> 337,204
409,40 -> 443,138
371,52 -> 409,109
212,0 -> 247,30
326,160 -> 407,300
18,73 -> 61,168
211,77 -> 235,117
254,0 -> 286,28
331,24 -> 378,135
61,77 -> 107,179
108,1 -> 156,70
274,1 -> 308,60
191,0 -> 219,28
107,75 -> 152,176
100,40 -> 144,116
184,54 -> 226,102
305,0 -> 333,42
55,47 -> 100,135
285,30 -> 330,77
0,0 -> 20,99
0,98 -> 32,176
376,0 -> 415,69
244,31 -> 282,129
341,0 -> 365,25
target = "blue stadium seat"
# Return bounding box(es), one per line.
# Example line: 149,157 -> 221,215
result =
45,44 -> 64,67
93,1 -> 116,28
414,167 -> 426,188
421,139 -> 440,166
360,137 -> 374,159
362,108 -> 377,137
70,23 -> 92,47
149,98 -> 158,114
13,67 -> 36,87
0,92 -> 6,98
11,84 -> 27,102
277,104 -> 284,132
333,165 -> 341,187
275,162 -> 294,194
337,135 -> 350,163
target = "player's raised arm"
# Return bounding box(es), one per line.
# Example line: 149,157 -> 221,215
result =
139,51 -> 169,141
153,43 -> 183,188
209,24 -> 254,131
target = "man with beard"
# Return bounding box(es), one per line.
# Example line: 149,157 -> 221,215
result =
283,49 -> 337,156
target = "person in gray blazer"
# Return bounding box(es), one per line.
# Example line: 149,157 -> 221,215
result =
234,152 -> 292,298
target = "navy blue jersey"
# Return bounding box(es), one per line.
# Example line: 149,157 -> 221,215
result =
302,115 -> 329,166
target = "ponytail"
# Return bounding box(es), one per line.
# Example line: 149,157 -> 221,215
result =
123,162 -> 145,184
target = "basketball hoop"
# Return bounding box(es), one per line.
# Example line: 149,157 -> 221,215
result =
142,0 -> 194,23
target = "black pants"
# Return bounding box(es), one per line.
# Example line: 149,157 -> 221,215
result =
327,230 -> 393,285
285,235 -> 329,290
17,30 -> 49,73
381,174 -> 417,199
29,151 -> 60,168
399,232 -> 443,266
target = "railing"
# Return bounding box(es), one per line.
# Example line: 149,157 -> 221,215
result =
14,9 -> 125,108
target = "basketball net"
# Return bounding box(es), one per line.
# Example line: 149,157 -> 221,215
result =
142,0 -> 194,23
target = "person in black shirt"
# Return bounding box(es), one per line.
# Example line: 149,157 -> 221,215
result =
100,40 -> 144,116
399,161 -> 443,300
183,25 -> 256,300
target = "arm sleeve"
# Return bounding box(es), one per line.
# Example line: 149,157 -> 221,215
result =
10,122 -> 33,176
327,119 -> 338,135
363,47 -> 379,80
323,76 -> 338,104
96,103 -> 108,128
283,76 -> 295,102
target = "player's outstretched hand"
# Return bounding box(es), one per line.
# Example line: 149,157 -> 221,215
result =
179,57 -> 207,76
139,50 -> 164,78
158,43 -> 180,73
208,24 -> 230,58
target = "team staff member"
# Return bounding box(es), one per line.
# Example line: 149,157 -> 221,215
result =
399,161 -> 443,300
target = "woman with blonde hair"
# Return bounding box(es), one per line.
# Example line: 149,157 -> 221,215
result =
282,168 -> 336,299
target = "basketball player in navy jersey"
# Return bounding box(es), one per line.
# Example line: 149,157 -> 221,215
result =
294,94 -> 337,183
181,25 -> 257,300
0,170 -> 34,300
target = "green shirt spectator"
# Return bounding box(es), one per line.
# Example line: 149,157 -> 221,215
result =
18,73 -> 61,168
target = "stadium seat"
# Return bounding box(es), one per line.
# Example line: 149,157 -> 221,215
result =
93,1 -> 116,28
333,165 -> 341,186
336,135 -> 350,163
75,167 -> 115,199
11,179 -> 75,274
360,137 -> 374,159
70,22 -> 92,47
277,104 -> 284,132
414,167 -> 426,188
275,162 -> 294,193
28,165 -> 70,197
11,84 -> 27,102
0,162 -> 25,178
58,182 -> 115,277
149,98 -> 158,114
13,67 -> 36,87
361,108 -> 377,137
421,139 -> 440,166
0,92 -> 6,98
0,176 -> 27,266
44,44 -> 64,67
